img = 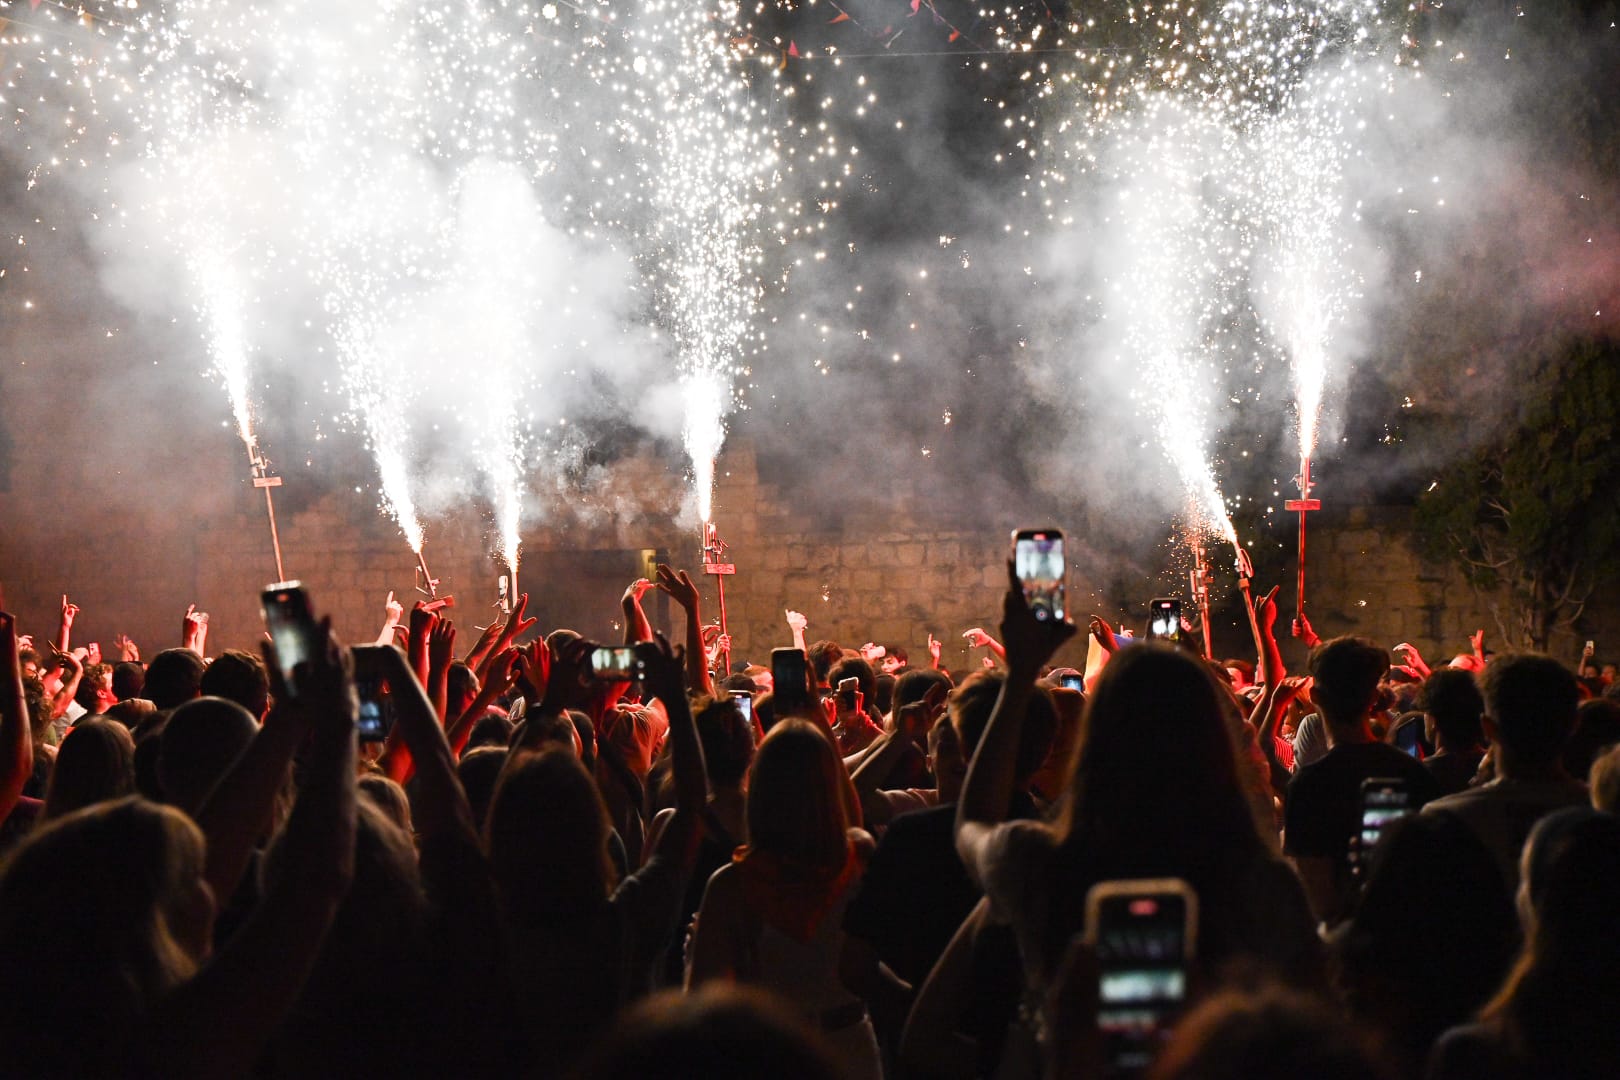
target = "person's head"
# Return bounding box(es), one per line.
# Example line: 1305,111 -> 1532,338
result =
74,662 -> 118,714
457,746 -> 508,833
447,661 -> 480,718
18,646 -> 41,681
946,670 -> 1056,796
1564,697 -> 1620,782
574,984 -> 840,1080
142,649 -> 207,711
1056,645 -> 1262,922
1418,667 -> 1485,750
893,667 -> 953,718
104,697 -> 157,730
1481,653 -> 1580,771
1222,658 -> 1255,691
806,640 -> 843,686
198,649 -> 271,718
826,655 -> 876,708
466,711 -> 515,752
1147,985 -> 1398,1080
44,719 -> 137,820
694,695 -> 755,791
358,773 -> 414,835
745,719 -> 848,870
0,797 -> 214,1067
112,660 -> 146,701
879,645 -> 908,675
1591,744 -> 1620,813
1308,637 -> 1390,729
157,697 -> 259,813
485,747 -> 616,922
1336,813 -> 1518,1060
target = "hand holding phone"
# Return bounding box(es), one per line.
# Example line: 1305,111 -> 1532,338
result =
261,583 -> 325,698
1013,529 -> 1066,623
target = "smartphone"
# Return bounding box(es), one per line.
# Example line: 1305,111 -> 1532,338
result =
771,647 -> 812,715
1013,528 -> 1066,623
836,677 -> 859,711
260,582 -> 323,696
355,675 -> 396,743
1147,598 -> 1182,643
1085,878 -> 1198,1076
730,689 -> 754,724
1359,777 -> 1412,852
1060,672 -> 1085,692
589,646 -> 643,681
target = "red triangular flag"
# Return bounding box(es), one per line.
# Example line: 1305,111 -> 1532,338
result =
788,40 -> 799,57
949,29 -> 961,41
830,11 -> 850,23
910,0 -> 922,12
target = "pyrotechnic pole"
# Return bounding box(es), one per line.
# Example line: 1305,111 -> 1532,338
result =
414,549 -> 455,613
1235,545 -> 1263,659
1189,537 -> 1214,659
247,442 -> 288,583
701,521 -> 734,676
1284,459 -> 1321,634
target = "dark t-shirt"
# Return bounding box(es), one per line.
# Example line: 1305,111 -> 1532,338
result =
1284,740 -> 1440,861
843,793 -> 1036,987
1423,748 -> 1485,797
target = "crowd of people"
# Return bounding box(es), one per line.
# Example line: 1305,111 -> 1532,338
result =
1,560 -> 1618,1079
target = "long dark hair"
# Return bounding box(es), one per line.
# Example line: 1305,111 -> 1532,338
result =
1050,644 -> 1267,947
485,748 -> 618,923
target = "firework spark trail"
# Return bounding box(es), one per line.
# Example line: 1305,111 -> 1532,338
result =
623,0 -> 774,523
191,244 -> 257,454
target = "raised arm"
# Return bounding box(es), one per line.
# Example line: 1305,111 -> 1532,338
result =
656,564 -> 714,699
639,633 -> 707,868
56,594 -> 78,653
955,563 -> 1074,884
445,648 -> 519,758
148,619 -> 357,1080
181,604 -> 208,656
785,608 -> 808,653
961,626 -> 1007,667
622,578 -> 654,645
0,611 -> 33,827
850,684 -> 947,829
46,646 -> 84,721
358,644 -> 477,842
426,617 -> 457,724
374,591 -> 405,646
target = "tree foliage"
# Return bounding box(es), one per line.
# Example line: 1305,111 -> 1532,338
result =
1413,337 -> 1620,651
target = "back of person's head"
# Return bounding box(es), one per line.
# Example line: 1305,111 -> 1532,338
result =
1059,645 -> 1261,904
1564,697 -> 1620,781
1590,743 -> 1620,813
806,640 -> 843,685
1147,986 -> 1398,1080
198,649 -> 270,718
44,719 -> 136,820
1484,807 -> 1620,1071
826,656 -> 876,704
157,697 -> 259,814
572,984 -> 841,1080
142,648 -> 207,710
873,673 -> 896,714
694,695 -> 755,789
112,660 -> 145,701
1308,637 -> 1390,725
0,797 -> 211,1072
457,746 -> 509,833
358,773 -> 413,834
485,747 -> 615,922
948,670 -> 1058,783
467,711 -> 515,752
1419,668 -> 1485,747
719,672 -> 758,695
1482,653 -> 1580,767
1336,813 -> 1518,1060
104,697 -> 157,730
746,719 -> 847,870
894,667 -> 953,717
447,661 -> 480,717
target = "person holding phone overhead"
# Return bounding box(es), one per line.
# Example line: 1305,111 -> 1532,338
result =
954,558 -> 1321,1071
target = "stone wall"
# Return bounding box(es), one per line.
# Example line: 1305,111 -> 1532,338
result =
0,438 -> 1605,672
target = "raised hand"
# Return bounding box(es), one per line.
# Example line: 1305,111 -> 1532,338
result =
60,595 -> 79,626
540,638 -> 593,714
1254,585 -> 1283,638
113,633 -> 140,663
962,627 -> 996,649
428,617 -> 457,670
384,590 -> 404,629
655,564 -> 701,612
998,561 -> 1077,676
1088,616 -> 1119,654
623,578 -> 655,606
1470,628 -> 1486,660
514,637 -> 552,706
896,681 -> 949,740
84,642 -> 101,666
928,632 -> 943,666
1392,642 -> 1430,680
634,632 -> 687,706
182,604 -> 209,652
785,609 -> 808,634
860,642 -> 887,663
